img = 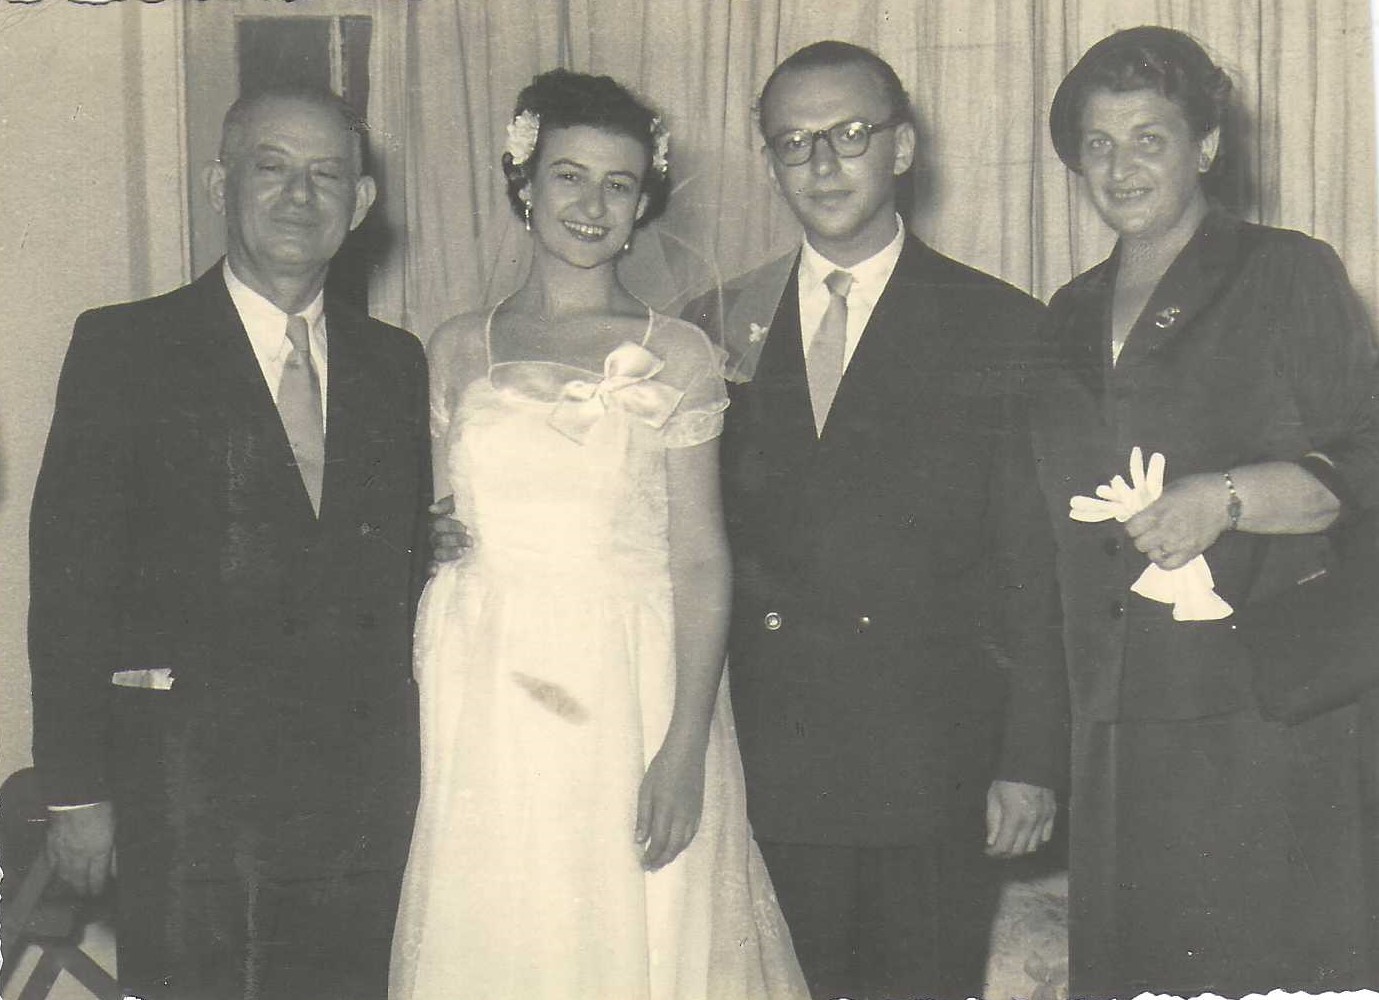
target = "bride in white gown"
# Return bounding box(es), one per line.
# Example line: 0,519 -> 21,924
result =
388,70 -> 808,1000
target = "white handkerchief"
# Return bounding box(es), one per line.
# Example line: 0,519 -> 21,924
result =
1069,446 -> 1233,622
111,668 -> 175,690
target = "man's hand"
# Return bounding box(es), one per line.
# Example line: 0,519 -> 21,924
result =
985,780 -> 1055,858
428,495 -> 471,575
47,801 -> 115,895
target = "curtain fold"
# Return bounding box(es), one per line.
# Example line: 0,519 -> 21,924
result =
372,0 -> 1376,342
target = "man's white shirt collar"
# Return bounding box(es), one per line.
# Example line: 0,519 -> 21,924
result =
222,261 -> 329,424
797,214 -> 906,365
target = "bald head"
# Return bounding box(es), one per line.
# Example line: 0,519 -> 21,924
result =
220,86 -> 367,173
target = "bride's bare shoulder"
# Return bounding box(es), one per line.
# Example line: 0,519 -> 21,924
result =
427,310 -> 493,388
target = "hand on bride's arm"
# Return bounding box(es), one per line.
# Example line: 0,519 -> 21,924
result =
428,495 -> 471,575
635,737 -> 707,871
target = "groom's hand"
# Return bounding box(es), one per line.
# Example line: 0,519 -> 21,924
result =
985,779 -> 1055,858
428,495 -> 471,574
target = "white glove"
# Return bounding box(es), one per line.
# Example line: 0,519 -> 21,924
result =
1069,447 -> 1233,622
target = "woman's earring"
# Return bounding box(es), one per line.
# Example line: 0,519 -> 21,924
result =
621,237 -> 632,254
523,201 -> 532,232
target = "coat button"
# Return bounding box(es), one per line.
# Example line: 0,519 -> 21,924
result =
856,615 -> 872,632
1103,536 -> 1121,556
1110,600 -> 1125,618
763,611 -> 783,631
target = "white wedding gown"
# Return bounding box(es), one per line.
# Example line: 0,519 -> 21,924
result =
389,311 -> 807,1000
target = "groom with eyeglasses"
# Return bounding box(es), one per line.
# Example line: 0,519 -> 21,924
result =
687,40 -> 1068,1000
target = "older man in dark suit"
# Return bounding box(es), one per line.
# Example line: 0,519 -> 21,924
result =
686,41 -> 1067,1000
29,86 -> 431,999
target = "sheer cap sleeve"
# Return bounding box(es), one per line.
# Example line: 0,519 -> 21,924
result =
645,314 -> 729,448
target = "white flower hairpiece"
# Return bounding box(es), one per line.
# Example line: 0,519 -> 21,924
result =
505,109 -> 541,168
650,116 -> 670,175
507,106 -> 669,176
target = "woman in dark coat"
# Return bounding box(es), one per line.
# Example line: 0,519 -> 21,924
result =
1033,25 -> 1379,997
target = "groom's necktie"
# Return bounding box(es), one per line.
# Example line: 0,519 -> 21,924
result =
278,314 -> 325,514
805,268 -> 854,434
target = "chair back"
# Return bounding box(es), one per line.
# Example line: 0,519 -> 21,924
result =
0,767 -> 52,883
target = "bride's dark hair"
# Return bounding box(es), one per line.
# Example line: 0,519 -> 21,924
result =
501,69 -> 671,228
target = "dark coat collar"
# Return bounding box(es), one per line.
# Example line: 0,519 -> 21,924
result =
758,234 -> 938,442
817,235 -> 940,447
1055,209 -> 1249,394
749,253 -> 816,465
1115,209 -> 1246,369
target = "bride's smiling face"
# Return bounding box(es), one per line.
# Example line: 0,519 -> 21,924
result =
523,125 -> 650,269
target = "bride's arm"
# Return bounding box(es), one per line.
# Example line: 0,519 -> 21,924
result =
636,437 -> 731,870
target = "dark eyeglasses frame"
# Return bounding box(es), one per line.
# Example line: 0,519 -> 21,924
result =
766,117 -> 905,166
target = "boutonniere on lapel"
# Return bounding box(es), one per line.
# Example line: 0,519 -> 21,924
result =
722,319 -> 773,384
1153,306 -> 1181,329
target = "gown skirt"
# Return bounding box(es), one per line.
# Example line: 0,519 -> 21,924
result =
389,323 -> 807,1000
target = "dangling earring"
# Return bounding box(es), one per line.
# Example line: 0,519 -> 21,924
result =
621,237 -> 632,254
523,201 -> 532,232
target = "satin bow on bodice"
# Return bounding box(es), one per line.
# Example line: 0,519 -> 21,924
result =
547,341 -> 685,443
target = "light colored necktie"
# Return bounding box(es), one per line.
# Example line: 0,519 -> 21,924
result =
278,314 -> 325,514
805,268 -> 853,434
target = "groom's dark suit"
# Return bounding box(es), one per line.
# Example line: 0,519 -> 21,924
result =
691,234 -> 1066,996
29,266 -> 431,997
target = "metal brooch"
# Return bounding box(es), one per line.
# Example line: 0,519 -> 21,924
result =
1153,306 -> 1181,329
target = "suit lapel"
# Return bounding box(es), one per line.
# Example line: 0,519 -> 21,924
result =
815,237 -> 940,456
748,256 -> 818,466
197,266 -> 322,527
1055,258 -> 1114,409
319,302 -> 370,529
197,268 -> 281,423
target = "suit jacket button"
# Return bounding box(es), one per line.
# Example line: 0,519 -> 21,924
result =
856,615 -> 872,632
763,611 -> 783,631
1110,600 -> 1125,618
1103,536 -> 1122,556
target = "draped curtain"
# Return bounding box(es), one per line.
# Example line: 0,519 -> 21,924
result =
368,0 -> 1376,344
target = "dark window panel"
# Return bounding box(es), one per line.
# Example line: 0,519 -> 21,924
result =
237,18 -> 333,96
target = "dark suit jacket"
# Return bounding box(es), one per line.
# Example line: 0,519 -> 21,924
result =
1030,211 -> 1379,724
688,235 -> 1066,847
28,266 -> 432,879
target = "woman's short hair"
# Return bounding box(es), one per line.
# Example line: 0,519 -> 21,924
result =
501,69 -> 670,228
1049,26 -> 1233,175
